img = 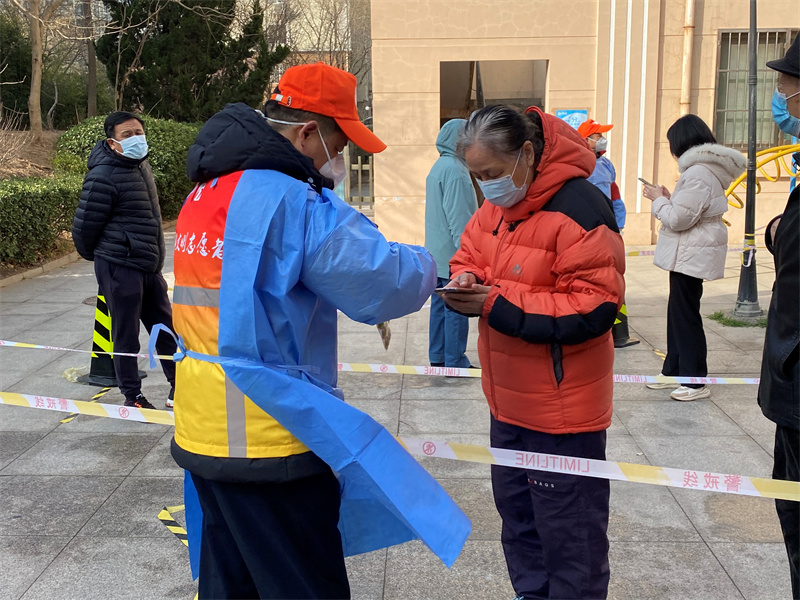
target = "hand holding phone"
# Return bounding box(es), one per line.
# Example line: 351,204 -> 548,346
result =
637,177 -> 653,187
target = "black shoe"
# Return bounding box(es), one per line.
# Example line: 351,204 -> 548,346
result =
125,394 -> 158,410
166,386 -> 175,409
431,362 -> 445,368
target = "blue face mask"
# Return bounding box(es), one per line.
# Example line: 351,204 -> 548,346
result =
476,148 -> 530,208
772,90 -> 800,138
113,135 -> 149,160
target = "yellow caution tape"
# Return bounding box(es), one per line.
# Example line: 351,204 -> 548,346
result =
2,391 -> 794,502
0,340 -> 759,384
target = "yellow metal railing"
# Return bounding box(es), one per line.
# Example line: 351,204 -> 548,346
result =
725,144 -> 799,209
724,143 -> 798,264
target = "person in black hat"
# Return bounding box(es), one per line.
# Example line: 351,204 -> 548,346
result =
761,34 -> 800,599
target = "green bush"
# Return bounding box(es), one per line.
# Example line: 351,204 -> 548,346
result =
55,115 -> 201,218
0,176 -> 83,264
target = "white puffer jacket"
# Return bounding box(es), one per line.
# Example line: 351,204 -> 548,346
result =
652,144 -> 747,281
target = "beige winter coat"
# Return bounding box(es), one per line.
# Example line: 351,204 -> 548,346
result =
652,144 -> 747,281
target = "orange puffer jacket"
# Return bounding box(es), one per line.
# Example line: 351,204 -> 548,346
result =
450,107 -> 625,434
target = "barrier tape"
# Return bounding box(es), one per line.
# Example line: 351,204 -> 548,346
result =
60,386 -> 112,424
0,339 -> 759,385
0,392 -> 175,426
625,245 -> 766,258
1,391 -> 795,502
399,438 -> 800,502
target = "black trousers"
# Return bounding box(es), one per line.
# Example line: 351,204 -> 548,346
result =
490,417 -> 610,599
774,425 -> 800,599
190,470 -> 350,600
94,257 -> 176,400
662,271 -> 707,388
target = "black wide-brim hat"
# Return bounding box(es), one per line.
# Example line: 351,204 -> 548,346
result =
767,35 -> 800,79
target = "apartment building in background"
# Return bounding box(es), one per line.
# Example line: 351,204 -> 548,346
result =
370,0 -> 799,245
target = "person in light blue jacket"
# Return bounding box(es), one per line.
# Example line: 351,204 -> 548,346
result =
425,119 -> 478,368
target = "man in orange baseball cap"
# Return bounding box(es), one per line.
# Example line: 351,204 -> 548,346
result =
576,118 -> 625,231
175,62 -> 447,598
575,118 -> 639,347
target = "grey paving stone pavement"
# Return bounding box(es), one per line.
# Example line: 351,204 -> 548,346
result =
0,244 -> 793,599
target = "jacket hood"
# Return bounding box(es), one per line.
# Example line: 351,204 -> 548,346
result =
678,143 -> 747,188
436,119 -> 466,157
503,107 -> 597,221
87,140 -> 146,170
186,102 -> 332,191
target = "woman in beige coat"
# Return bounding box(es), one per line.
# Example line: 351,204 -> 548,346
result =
642,114 -> 747,401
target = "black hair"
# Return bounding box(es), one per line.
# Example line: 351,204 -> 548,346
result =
459,104 -> 545,167
263,98 -> 342,136
104,111 -> 144,139
666,114 -> 717,158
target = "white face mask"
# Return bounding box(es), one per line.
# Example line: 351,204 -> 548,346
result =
317,129 -> 347,187
264,115 -> 346,187
594,137 -> 608,153
476,148 -> 530,209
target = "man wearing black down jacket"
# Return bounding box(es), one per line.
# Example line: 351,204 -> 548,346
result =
72,111 -> 176,410
761,35 -> 800,599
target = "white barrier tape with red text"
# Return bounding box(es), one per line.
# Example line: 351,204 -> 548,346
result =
400,438 -> 799,502
626,245 -> 765,258
1,339 -> 759,385
0,391 -> 795,502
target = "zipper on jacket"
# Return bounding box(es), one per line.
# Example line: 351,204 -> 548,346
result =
551,343 -> 563,386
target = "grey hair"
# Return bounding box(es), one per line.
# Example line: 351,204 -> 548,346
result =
459,104 -> 544,161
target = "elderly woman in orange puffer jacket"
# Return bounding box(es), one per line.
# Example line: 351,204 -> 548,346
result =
441,104 -> 625,600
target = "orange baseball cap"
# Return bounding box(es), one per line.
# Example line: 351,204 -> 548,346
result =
270,63 -> 386,154
577,119 -> 614,138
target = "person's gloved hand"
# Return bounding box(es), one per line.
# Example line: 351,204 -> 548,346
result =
772,90 -> 800,138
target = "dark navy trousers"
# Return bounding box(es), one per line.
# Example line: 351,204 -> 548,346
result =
490,416 -> 610,599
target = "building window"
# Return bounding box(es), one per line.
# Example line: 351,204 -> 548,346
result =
715,30 -> 797,149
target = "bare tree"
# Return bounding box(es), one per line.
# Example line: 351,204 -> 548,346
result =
8,0 -> 65,143
282,0 -> 370,81
0,108 -> 33,177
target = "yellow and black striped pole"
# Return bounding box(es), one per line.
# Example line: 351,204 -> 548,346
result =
77,292 -> 118,387
613,301 -> 640,348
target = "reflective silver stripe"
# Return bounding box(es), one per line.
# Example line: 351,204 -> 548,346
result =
225,376 -> 248,458
173,285 -> 220,308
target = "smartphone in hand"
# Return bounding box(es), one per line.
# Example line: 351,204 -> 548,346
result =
434,287 -> 477,297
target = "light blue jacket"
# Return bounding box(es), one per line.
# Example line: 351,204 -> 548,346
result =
425,119 -> 478,279
587,155 -> 626,229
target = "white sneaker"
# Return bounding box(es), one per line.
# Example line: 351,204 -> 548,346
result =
646,374 -> 679,390
670,386 -> 711,402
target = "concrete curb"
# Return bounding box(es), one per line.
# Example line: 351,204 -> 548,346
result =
0,220 -> 178,289
0,251 -> 83,289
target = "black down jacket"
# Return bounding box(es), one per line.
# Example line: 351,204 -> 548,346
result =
758,186 -> 800,430
72,141 -> 166,273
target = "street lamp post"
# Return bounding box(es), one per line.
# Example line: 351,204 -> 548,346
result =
733,0 -> 763,318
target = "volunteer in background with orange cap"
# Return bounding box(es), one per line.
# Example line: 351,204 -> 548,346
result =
168,63 -> 468,599
578,118 -> 639,348
578,118 -> 626,232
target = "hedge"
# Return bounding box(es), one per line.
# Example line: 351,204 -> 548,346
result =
0,176 -> 83,264
54,115 -> 202,218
